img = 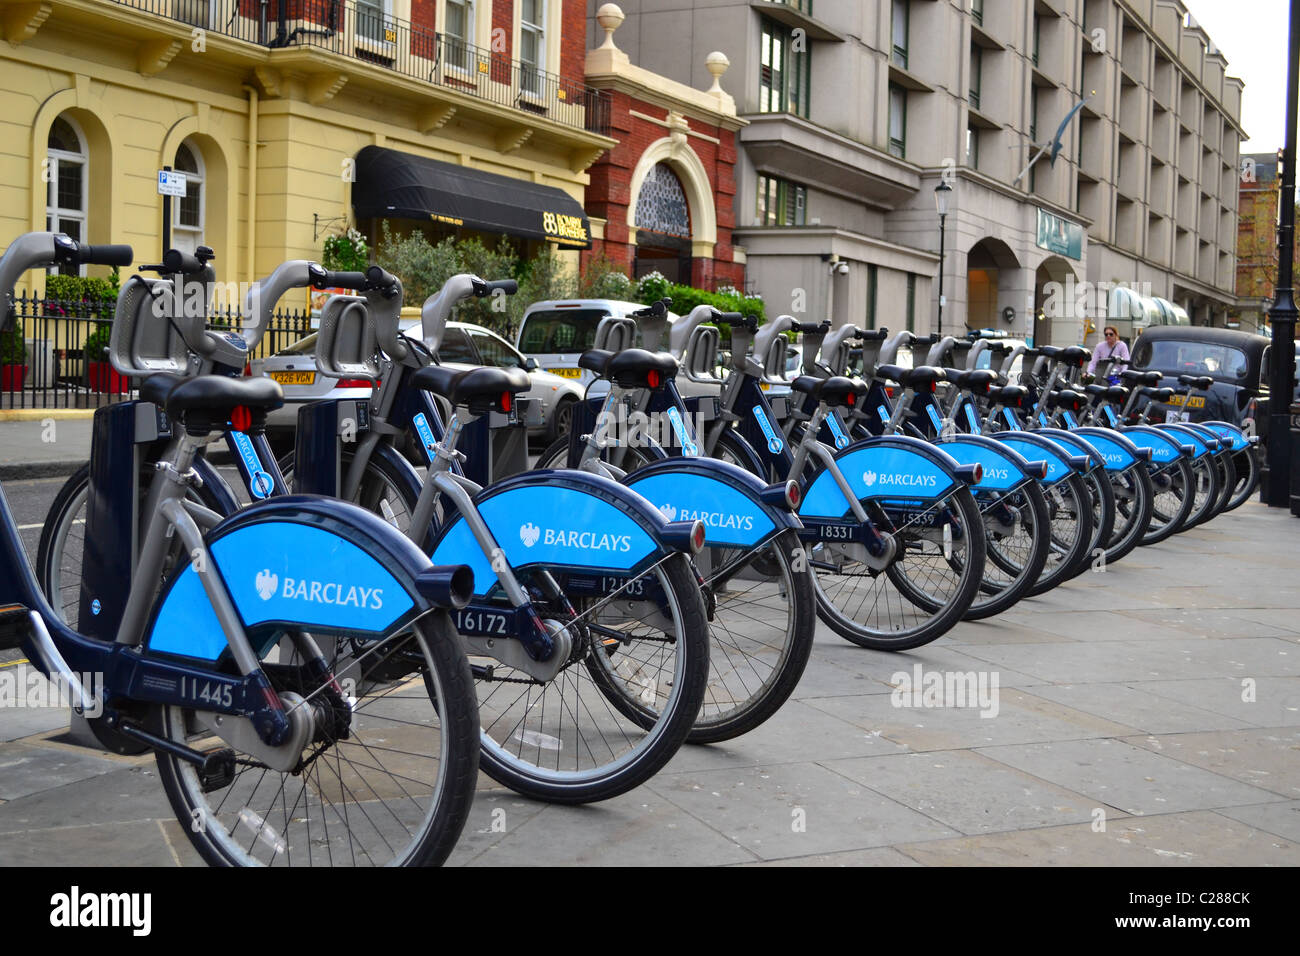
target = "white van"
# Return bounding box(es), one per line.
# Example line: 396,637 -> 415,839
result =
516,299 -> 659,388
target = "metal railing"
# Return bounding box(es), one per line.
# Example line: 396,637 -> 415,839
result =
107,0 -> 611,136
0,292 -> 312,410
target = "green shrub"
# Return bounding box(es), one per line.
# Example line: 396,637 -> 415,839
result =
321,228 -> 370,273
45,270 -> 119,320
0,319 -> 25,364
83,322 -> 112,362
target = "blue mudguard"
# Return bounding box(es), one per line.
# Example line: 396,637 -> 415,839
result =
934,434 -> 1043,491
1069,426 -> 1145,472
428,469 -> 687,595
1155,422 -> 1211,459
1200,421 -> 1252,452
145,496 -> 449,662
990,431 -> 1087,486
800,435 -> 964,519
623,456 -> 801,548
1117,424 -> 1190,465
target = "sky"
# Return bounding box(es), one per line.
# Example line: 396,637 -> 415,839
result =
1184,0 -> 1290,150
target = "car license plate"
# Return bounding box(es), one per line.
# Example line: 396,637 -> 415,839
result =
1169,394 -> 1205,408
270,371 -> 316,386
545,367 -> 582,378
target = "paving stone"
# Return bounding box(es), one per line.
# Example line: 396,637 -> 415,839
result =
824,749 -> 1113,835
975,738 -> 1283,816
1024,682 -> 1252,735
0,764 -> 170,832
895,810 -> 1299,866
1214,801 -> 1300,843
0,742 -> 124,802
0,819 -> 183,867
648,761 -> 957,859
1132,676 -> 1300,728
1114,608 -> 1296,640
738,846 -> 921,866
1124,728 -> 1300,800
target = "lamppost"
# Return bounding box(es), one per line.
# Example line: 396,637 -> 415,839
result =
935,181 -> 953,337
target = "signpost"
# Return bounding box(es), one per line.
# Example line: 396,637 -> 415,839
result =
157,166 -> 185,256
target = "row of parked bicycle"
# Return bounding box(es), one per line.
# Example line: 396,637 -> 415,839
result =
0,231 -> 1257,867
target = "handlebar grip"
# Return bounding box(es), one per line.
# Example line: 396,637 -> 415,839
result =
317,271 -> 369,290
914,334 -> 940,345
791,320 -> 830,334
854,328 -> 888,341
364,265 -> 399,291
161,248 -> 203,275
77,244 -> 134,267
486,279 -> 517,295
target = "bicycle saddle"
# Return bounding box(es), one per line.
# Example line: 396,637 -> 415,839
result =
1084,383 -> 1129,403
1045,389 -> 1087,411
1057,346 -> 1090,366
139,372 -> 186,407
943,368 -> 997,394
578,348 -> 678,389
876,364 -> 945,392
1177,374 -> 1214,390
1139,386 -> 1176,403
790,375 -> 866,409
1121,369 -> 1162,387
411,365 -> 529,414
165,374 -> 283,434
989,385 -> 1030,407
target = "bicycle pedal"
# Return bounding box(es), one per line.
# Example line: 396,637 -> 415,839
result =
199,749 -> 238,793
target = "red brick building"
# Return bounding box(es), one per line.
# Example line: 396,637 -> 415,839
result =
581,6 -> 745,290
1234,151 -> 1300,332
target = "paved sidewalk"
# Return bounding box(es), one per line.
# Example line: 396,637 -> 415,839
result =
0,416 -> 92,479
0,500 -> 1296,866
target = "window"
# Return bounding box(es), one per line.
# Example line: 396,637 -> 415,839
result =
1030,85 -> 1039,141
1032,14 -> 1040,67
888,84 -> 907,158
636,163 -> 692,237
438,327 -> 479,364
172,140 -> 204,256
759,17 -> 810,116
518,309 -> 607,353
971,0 -> 983,26
355,0 -> 390,42
519,0 -> 544,94
46,115 -> 87,276
866,264 -> 878,327
966,125 -> 979,169
445,0 -> 474,71
906,273 -> 916,332
756,175 -> 807,226
471,330 -> 523,368
969,45 -> 982,109
892,0 -> 909,69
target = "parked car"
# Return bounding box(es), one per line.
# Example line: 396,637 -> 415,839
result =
257,319 -> 584,450
1127,325 -> 1272,435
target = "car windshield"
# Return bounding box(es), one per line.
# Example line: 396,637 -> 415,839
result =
1133,339 -> 1249,379
471,330 -> 523,368
518,309 -> 610,353
276,332 -> 318,356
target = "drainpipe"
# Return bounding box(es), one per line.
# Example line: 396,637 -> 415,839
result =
242,85 -> 259,284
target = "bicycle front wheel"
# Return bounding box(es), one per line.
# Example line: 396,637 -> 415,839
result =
155,612 -> 480,867
813,483 -> 986,651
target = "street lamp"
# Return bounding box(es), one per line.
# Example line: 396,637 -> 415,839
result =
935,181 -> 953,337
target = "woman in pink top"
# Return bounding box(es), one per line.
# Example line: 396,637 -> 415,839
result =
1088,326 -> 1130,383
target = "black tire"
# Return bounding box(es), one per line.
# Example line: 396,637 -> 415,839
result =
1063,468 -> 1115,582
1225,446 -> 1259,512
155,612 -> 480,867
1101,464 -> 1154,565
36,462 -> 230,632
1142,457 -> 1196,545
533,435 -> 577,471
1182,454 -> 1222,529
550,431 -> 816,744
815,483 -> 986,651
1209,451 -> 1237,519
1025,473 -> 1094,596
963,481 -> 1051,620
316,443 -> 710,803
547,396 -> 577,443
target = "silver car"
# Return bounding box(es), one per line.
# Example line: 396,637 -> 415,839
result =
256,319 -> 585,447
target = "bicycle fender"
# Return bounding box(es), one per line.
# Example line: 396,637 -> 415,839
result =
1200,421 -> 1251,452
934,434 -> 1040,491
800,436 -> 962,519
1036,428 -> 1103,472
623,456 -> 799,548
990,432 -> 1079,486
428,470 -> 682,595
1069,427 -> 1143,471
1155,423 -> 1210,459
1117,424 -> 1187,464
145,496 -> 451,662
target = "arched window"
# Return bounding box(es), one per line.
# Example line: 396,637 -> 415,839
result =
46,115 -> 87,275
634,163 -> 691,238
172,140 -> 205,255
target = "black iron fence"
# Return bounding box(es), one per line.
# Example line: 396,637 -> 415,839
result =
0,291 -> 313,410
108,0 -> 611,136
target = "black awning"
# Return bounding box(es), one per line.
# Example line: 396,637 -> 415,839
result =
351,145 -> 591,249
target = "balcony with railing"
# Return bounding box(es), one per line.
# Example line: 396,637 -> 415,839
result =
104,0 -> 611,137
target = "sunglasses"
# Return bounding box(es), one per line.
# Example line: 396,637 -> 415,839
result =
1104,331 -> 1117,337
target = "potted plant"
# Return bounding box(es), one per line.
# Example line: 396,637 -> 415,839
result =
83,322 -> 127,393
0,317 -> 25,391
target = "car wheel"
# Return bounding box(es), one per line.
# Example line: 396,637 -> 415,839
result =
549,396 -> 576,442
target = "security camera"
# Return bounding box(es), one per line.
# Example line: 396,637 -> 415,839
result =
834,261 -> 849,275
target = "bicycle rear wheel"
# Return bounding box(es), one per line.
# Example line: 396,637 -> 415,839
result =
1025,473 -> 1094,596
964,482 -> 1050,620
1142,457 -> 1196,545
1101,464 -> 1153,565
155,613 -> 480,867
1225,446 -> 1259,512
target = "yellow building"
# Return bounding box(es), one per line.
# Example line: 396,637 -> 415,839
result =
1,0 -> 615,299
